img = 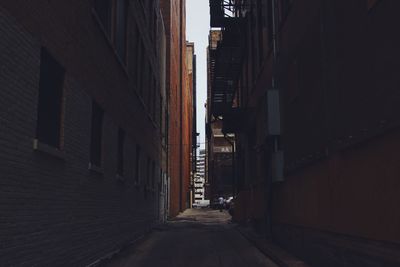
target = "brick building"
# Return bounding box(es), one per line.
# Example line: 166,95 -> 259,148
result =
186,41 -> 198,206
206,30 -> 234,201
209,0 -> 400,266
160,0 -> 192,217
193,149 -> 206,204
0,0 -> 168,265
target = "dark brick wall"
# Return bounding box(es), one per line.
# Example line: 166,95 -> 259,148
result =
229,0 -> 400,265
0,1 -> 164,265
273,223 -> 400,267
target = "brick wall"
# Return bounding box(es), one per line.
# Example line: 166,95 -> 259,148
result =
160,0 -> 190,217
0,1 -> 164,265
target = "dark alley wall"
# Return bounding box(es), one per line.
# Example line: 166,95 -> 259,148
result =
0,0 -> 165,265
209,0 -> 400,266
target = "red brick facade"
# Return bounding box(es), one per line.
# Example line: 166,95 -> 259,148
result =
160,0 -> 192,217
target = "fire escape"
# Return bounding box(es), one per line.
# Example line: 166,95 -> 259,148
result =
209,0 -> 246,120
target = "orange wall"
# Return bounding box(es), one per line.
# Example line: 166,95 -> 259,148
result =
160,0 -> 190,217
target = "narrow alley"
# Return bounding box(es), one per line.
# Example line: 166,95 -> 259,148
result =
1,0 -> 400,266
103,209 -> 279,267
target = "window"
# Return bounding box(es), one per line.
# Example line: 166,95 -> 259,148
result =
267,0 -> 273,46
115,0 -> 128,62
367,0 -> 379,10
94,0 -> 112,36
137,43 -> 145,97
146,157 -> 151,188
257,0 -> 264,64
117,128 -> 125,176
135,145 -> 141,183
90,101 -> 104,167
36,48 -> 65,148
94,0 -> 128,63
131,26 -> 139,85
151,160 -> 155,189
145,156 -> 151,198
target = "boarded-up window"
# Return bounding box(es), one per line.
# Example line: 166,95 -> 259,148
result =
36,48 -> 65,148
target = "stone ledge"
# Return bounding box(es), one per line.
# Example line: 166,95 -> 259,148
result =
33,139 -> 65,160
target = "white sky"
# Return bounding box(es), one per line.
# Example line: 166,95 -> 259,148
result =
186,0 -> 210,149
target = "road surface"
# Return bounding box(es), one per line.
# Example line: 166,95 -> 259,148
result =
104,209 -> 279,267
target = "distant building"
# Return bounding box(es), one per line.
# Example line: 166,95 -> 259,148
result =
193,149 -> 206,203
186,41 -> 198,206
160,0 -> 193,216
206,30 -> 234,200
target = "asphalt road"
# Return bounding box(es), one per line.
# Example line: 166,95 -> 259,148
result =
104,209 -> 279,267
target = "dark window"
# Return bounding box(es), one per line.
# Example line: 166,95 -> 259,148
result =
95,0 -> 128,64
90,101 -> 104,167
135,145 -> 141,183
117,128 -> 125,176
151,160 -> 155,189
36,48 -> 65,148
132,26 -> 139,85
94,0 -> 112,36
267,0 -> 273,46
257,0 -> 264,64
367,0 -> 379,10
145,65 -> 151,107
146,157 -> 151,187
115,0 -> 128,61
145,156 -> 151,198
153,79 -> 157,119
138,43 -> 144,97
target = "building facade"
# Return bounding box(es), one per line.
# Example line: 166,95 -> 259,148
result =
160,0 -> 192,217
206,30 -> 234,200
0,0 -> 168,265
193,149 -> 206,203
208,0 -> 400,266
186,41 -> 198,206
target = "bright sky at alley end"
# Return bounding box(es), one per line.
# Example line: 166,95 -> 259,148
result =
186,0 -> 210,150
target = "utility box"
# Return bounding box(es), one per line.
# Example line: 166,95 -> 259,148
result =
267,89 -> 281,136
271,150 -> 284,182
